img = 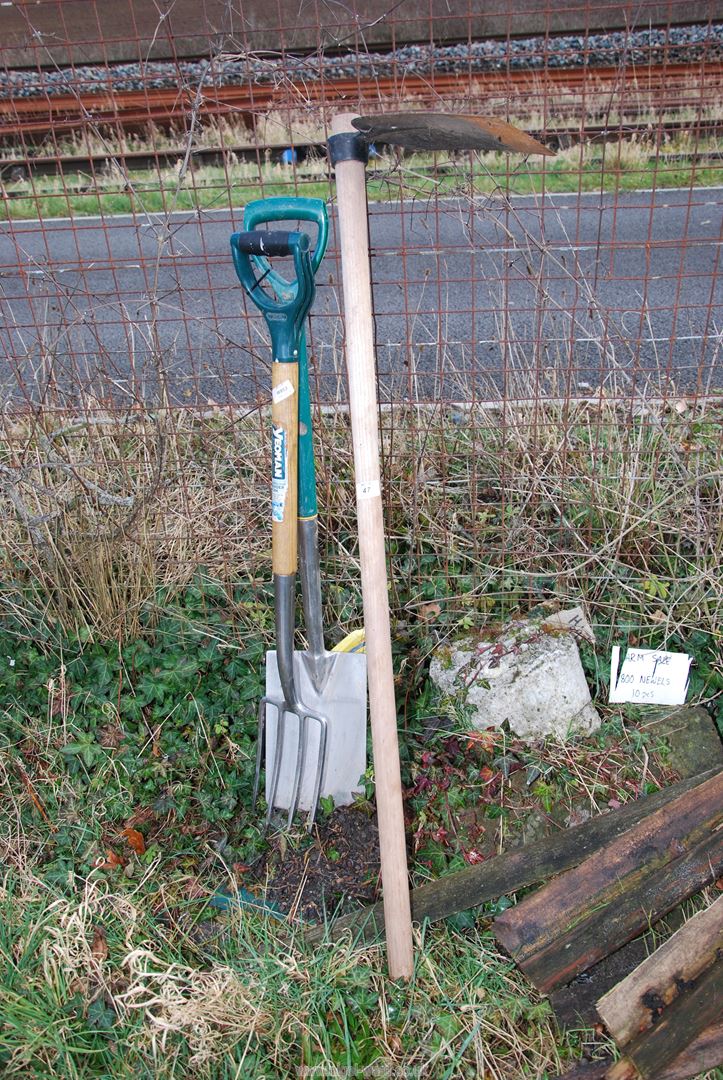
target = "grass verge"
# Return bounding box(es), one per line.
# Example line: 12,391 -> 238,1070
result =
2,866 -> 585,1078
1,136 -> 721,220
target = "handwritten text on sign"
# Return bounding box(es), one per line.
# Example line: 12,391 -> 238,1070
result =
609,646 -> 692,706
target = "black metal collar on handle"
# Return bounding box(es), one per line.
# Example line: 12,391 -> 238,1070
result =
328,131 -> 369,166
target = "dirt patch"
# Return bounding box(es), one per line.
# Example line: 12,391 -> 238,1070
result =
257,807 -> 381,922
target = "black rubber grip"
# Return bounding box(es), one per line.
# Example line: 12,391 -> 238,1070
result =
232,230 -> 297,257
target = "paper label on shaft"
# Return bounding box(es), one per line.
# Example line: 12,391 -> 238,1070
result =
609,646 -> 692,705
356,480 -> 381,499
272,379 -> 295,404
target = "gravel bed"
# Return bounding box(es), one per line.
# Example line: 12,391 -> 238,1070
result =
1,23 -> 721,101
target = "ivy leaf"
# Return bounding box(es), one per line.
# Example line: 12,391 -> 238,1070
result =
86,998 -> 116,1032
89,653 -> 116,691
60,734 -> 104,768
61,741 -> 87,756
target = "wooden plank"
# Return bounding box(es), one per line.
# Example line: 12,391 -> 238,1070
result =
493,770 -> 723,993
654,1022 -> 723,1080
607,961 -> 722,1080
597,896 -> 723,1046
499,831 -> 723,995
305,767 -> 720,946
540,831 -> 723,995
584,1026 -> 723,1080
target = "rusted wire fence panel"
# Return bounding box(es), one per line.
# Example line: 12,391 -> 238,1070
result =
0,1 -> 721,642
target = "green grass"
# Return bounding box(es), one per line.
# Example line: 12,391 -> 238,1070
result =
1,863 -> 584,1078
2,146 -> 721,220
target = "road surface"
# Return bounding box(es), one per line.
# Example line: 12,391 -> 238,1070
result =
1,186 -> 720,406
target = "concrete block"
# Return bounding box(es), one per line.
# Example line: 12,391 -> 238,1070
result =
429,618 -> 600,741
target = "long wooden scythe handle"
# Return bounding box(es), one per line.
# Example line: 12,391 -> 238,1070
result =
330,112 -> 414,979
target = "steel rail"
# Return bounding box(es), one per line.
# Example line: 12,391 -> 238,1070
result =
1,62 -> 720,141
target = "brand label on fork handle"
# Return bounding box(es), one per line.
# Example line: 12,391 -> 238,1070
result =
271,424 -> 287,522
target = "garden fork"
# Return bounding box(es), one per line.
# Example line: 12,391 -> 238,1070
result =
230,228 -> 328,831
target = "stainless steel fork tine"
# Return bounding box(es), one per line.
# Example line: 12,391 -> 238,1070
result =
306,713 -> 329,831
286,709 -> 328,831
285,707 -> 329,831
264,704 -> 287,832
287,711 -> 307,830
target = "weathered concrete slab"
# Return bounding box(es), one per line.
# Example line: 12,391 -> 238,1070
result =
429,615 -> 600,741
643,706 -> 723,779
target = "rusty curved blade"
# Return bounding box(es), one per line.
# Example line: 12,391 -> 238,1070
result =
352,112 -> 555,156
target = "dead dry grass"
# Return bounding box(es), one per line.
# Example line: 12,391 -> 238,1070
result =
0,404 -> 267,637
0,394 -> 720,647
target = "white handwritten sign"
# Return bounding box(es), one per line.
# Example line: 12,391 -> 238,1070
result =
609,646 -> 692,706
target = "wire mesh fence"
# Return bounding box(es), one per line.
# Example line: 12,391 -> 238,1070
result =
0,1 -> 721,647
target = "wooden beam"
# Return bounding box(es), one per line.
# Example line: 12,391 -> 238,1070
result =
652,1022 -> 723,1080
305,767 -> 721,946
597,896 -> 723,1046
492,770 -> 723,994
605,1024 -> 723,1080
606,961 -> 722,1080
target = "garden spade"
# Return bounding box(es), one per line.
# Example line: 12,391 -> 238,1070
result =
231,201 -> 366,831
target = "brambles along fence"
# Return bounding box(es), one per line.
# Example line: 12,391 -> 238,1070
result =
0,1 -> 721,657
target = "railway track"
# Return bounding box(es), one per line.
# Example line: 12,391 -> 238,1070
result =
1,62 -> 720,142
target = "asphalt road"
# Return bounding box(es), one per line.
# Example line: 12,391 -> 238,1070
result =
1,186 -> 721,406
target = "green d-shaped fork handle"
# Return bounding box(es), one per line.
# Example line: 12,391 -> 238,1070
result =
230,228 -> 315,588
229,229 -> 315,362
242,198 -> 329,519
243,197 -> 328,292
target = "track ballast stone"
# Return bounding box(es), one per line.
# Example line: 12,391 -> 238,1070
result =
1,23 -> 721,101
